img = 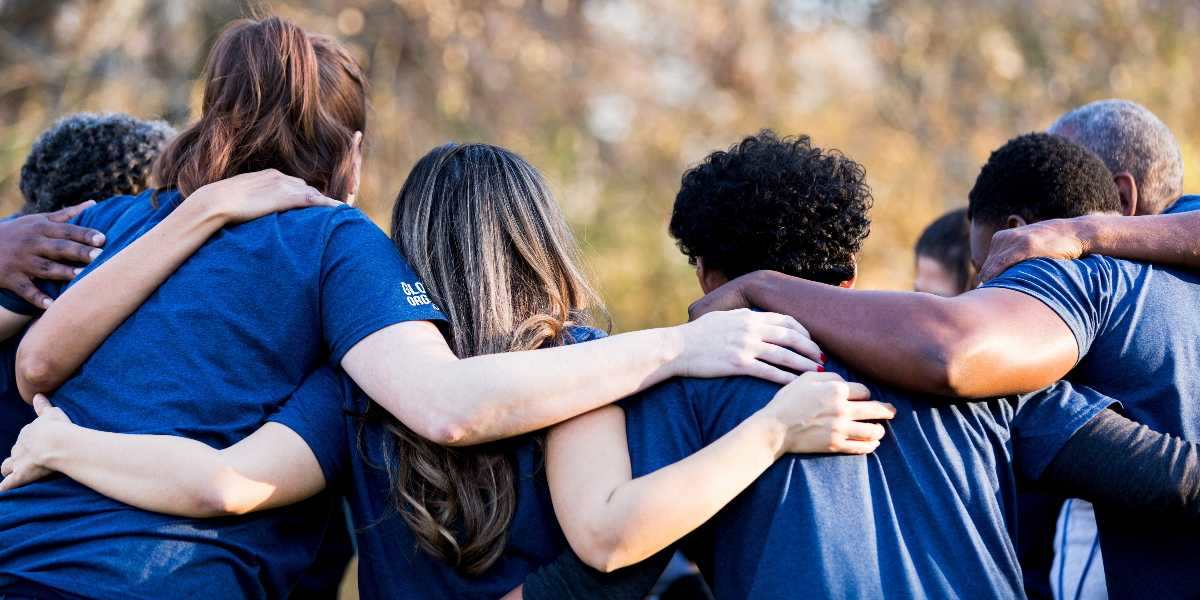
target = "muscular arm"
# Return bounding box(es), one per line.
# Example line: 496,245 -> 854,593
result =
979,211 -> 1200,284
691,271 -> 1078,398
1,408 -> 325,518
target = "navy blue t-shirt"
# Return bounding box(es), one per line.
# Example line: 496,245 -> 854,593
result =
985,253 -> 1200,599
618,360 -> 1111,600
0,189 -> 445,600
0,333 -> 34,460
1163,193 -> 1200,214
274,326 -> 607,600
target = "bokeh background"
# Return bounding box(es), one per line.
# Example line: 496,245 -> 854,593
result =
1,0 -> 1198,332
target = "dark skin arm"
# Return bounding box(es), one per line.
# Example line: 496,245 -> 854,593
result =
688,271 -> 1078,398
979,211 -> 1200,284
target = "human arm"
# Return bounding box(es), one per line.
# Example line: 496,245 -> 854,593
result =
15,170 -> 339,401
0,395 -> 326,517
0,201 -> 105,310
1038,407 -> 1200,528
546,372 -> 896,572
978,211 -> 1200,284
688,270 -> 1079,398
341,308 -> 825,447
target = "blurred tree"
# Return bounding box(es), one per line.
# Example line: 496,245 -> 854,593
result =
1,0 -> 1196,331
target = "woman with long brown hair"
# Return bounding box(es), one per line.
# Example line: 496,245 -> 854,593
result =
0,15 -> 835,600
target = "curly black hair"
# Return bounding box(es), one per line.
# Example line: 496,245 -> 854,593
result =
669,130 -> 872,285
967,132 -> 1121,228
19,113 -> 175,215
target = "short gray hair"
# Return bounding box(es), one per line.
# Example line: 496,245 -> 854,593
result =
1047,99 -> 1184,214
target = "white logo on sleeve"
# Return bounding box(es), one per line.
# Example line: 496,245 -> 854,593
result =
401,281 -> 439,310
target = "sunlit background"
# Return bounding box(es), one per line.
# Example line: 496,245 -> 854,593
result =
1,0 -> 1198,334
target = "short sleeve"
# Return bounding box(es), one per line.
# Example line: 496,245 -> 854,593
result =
1163,195 -> 1200,214
1011,380 -> 1119,481
266,364 -> 353,486
982,257 -> 1114,362
318,208 -> 447,364
618,378 -> 706,478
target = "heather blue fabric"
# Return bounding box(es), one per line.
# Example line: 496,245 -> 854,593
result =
277,327 -> 608,600
985,255 -> 1200,599
1162,194 -> 1200,214
0,189 -> 445,600
617,361 -> 1110,600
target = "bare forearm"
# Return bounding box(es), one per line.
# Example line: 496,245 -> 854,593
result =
16,200 -> 225,400
580,415 -> 782,571
735,271 -> 1075,397
38,422 -> 239,517
1078,213 -> 1200,268
351,327 -> 679,446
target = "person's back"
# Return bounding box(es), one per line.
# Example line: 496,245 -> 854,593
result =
0,18 -> 445,600
620,355 -> 1111,599
984,247 -> 1200,597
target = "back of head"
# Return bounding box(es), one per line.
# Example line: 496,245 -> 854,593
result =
915,207 -> 975,295
382,142 -> 603,576
1047,99 -> 1184,214
670,130 -> 872,285
968,133 -> 1121,228
20,113 -> 174,214
152,17 -> 367,201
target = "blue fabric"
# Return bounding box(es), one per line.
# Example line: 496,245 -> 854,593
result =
617,359 -> 1111,600
984,255 -> 1200,599
278,326 -> 608,600
0,189 -> 446,600
1162,194 -> 1200,214
0,334 -> 35,461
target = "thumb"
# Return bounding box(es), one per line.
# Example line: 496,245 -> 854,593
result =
32,394 -> 53,416
46,200 -> 97,223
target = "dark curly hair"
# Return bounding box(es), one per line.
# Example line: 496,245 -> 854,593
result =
19,113 -> 175,215
967,132 -> 1121,228
669,130 -> 872,285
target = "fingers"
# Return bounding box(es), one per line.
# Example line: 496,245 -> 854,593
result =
11,276 -> 53,310
978,252 -> 1017,285
829,439 -> 881,455
795,371 -> 847,383
45,200 -> 97,223
756,325 -> 823,365
39,222 -> 105,250
752,342 -> 822,373
842,421 -> 887,442
32,395 -> 52,416
1,457 -> 10,477
742,361 -> 800,386
844,399 -> 895,421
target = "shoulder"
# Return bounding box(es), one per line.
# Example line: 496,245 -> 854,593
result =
72,189 -> 156,231
1163,195 -> 1200,215
562,325 -> 609,344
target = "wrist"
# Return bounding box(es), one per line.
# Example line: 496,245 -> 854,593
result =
29,420 -> 75,472
1069,215 -> 1107,257
177,187 -> 235,231
657,327 -> 688,377
745,409 -> 790,462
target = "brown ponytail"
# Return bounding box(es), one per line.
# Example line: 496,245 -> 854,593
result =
152,17 -> 366,202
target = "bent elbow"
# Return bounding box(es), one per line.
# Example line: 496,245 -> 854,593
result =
412,414 -> 474,447
193,489 -> 245,518
575,543 -> 625,574
16,350 -> 62,398
916,336 -> 988,398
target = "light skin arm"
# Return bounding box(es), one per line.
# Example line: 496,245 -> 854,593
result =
978,211 -> 1200,284
15,170 -> 341,402
688,270 -> 1078,398
547,372 -> 896,572
0,307 -> 31,342
0,396 -> 325,517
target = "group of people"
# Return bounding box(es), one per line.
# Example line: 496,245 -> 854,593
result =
0,14 -> 1196,600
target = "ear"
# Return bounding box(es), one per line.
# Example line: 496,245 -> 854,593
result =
1113,172 -> 1138,217
696,257 -> 730,295
347,131 -> 364,207
1005,214 -> 1029,229
838,256 -> 858,289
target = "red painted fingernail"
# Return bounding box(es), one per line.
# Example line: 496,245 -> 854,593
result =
817,365 -> 826,372
820,353 -> 827,363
